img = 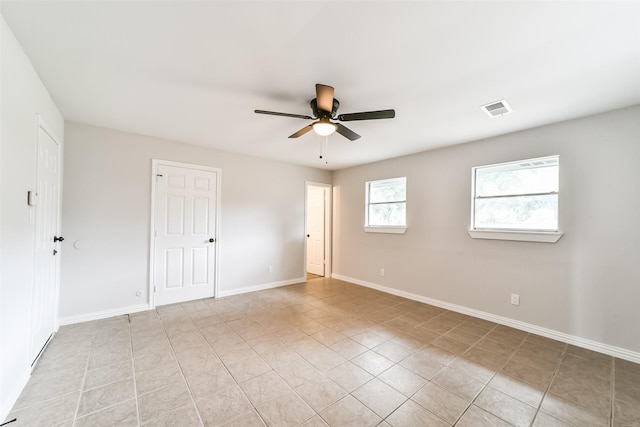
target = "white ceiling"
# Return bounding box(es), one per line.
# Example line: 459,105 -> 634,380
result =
2,1 -> 639,170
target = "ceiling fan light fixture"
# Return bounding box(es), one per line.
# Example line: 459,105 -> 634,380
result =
312,121 -> 337,136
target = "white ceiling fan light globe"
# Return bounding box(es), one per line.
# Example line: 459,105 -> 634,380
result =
313,121 -> 337,136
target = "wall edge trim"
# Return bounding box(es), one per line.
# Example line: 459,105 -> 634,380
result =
332,274 -> 640,364
58,303 -> 151,326
0,370 -> 31,422
218,277 -> 306,298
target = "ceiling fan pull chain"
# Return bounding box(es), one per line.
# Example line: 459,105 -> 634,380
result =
323,136 -> 329,165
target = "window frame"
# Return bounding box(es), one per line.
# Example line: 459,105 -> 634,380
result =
364,176 -> 407,234
469,155 -> 563,243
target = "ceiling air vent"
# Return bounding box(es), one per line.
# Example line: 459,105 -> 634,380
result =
481,99 -> 512,118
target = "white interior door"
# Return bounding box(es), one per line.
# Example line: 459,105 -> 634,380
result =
154,164 -> 218,306
307,186 -> 325,276
30,121 -> 61,365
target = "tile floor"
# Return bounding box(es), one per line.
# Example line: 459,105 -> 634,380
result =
5,278 -> 640,426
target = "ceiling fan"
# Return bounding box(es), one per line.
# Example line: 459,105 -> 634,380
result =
255,84 -> 395,141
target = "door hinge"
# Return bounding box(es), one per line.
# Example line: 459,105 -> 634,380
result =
154,286 -> 157,293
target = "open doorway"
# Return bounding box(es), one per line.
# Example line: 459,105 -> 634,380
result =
305,182 -> 331,280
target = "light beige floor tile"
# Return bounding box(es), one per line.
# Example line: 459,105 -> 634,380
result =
75,398 -> 138,427
298,415 -> 329,427
448,356 -> 497,384
385,399 -> 449,427
196,384 -> 254,426
8,279 -> 635,427
319,395 -> 382,427
84,360 -> 133,391
260,346 -> 301,367
274,358 -> 322,387
352,350 -> 395,376
412,382 -> 469,424
77,378 -> 135,417
7,392 -> 79,427
329,338 -> 368,360
613,398 -> 640,426
225,354 -> 272,383
488,372 -> 545,408
456,405 -> 511,427
219,409 -> 265,427
378,364 -> 428,397
350,331 -> 389,349
137,381 -> 192,424
135,362 -> 183,396
352,378 -> 407,418
541,394 -> 609,427
532,411 -> 574,427
133,349 -> 177,375
474,386 -> 536,427
432,365 -> 485,401
500,359 -> 554,389
241,371 -> 292,406
13,368 -> 85,410
372,340 -> 413,363
295,376 -> 347,412
399,352 -> 445,380
141,403 -> 202,426
255,389 -> 315,426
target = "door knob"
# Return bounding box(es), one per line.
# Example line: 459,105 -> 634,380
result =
209,238 -> 216,243
54,236 -> 64,242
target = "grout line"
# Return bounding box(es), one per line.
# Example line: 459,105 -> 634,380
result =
610,358 -> 615,427
69,323 -> 96,427
155,306 -> 206,427
126,314 -> 142,427
530,341 -> 568,426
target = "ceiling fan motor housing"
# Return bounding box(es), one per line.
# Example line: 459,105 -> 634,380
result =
310,98 -> 340,119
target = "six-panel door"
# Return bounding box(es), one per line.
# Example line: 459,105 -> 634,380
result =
154,165 -> 217,306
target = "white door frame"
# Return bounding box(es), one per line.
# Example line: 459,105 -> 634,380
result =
149,159 -> 222,308
305,182 -> 332,278
30,114 -> 63,366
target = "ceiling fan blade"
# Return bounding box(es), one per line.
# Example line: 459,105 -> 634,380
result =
255,110 -> 313,120
337,109 -> 396,121
336,124 -> 361,141
316,84 -> 335,113
289,125 -> 314,138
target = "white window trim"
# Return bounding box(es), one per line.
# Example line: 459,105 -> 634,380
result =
364,226 -> 407,234
469,155 -> 563,243
364,177 -> 407,233
468,229 -> 562,243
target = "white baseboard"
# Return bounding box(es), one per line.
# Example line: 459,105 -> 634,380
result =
1,370 -> 30,422
58,303 -> 151,326
218,277 -> 306,298
332,274 -> 640,364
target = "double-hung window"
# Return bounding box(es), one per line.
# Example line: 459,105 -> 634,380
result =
364,177 -> 407,234
470,155 -> 562,242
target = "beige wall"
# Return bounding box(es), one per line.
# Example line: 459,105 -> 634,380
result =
0,15 -> 65,418
60,122 -> 331,319
332,106 -> 640,354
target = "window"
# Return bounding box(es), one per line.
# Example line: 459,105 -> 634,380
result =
365,177 -> 407,233
470,156 -> 562,242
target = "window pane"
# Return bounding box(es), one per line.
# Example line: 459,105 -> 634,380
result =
369,178 -> 406,203
474,194 -> 558,231
476,165 -> 558,197
368,202 -> 406,226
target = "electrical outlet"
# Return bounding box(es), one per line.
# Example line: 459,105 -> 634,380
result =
380,269 -> 385,277
268,266 -> 273,273
510,293 -> 520,306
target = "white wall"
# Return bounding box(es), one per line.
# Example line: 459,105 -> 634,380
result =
333,106 -> 640,356
60,122 -> 331,320
0,15 -> 65,419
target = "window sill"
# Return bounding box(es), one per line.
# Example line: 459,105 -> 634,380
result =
364,226 -> 407,234
468,229 -> 563,243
